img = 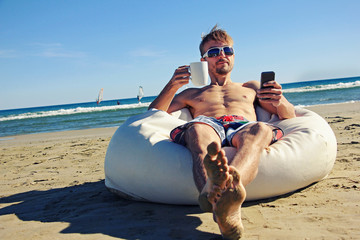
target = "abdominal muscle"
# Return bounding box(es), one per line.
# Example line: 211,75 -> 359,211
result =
185,83 -> 258,121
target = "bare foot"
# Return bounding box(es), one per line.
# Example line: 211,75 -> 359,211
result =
204,142 -> 230,190
198,142 -> 230,212
212,166 -> 246,240
200,142 -> 246,239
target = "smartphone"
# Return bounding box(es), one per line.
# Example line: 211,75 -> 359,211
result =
260,71 -> 275,88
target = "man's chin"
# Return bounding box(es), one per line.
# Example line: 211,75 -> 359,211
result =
216,66 -> 232,75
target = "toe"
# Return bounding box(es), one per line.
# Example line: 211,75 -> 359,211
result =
207,142 -> 220,156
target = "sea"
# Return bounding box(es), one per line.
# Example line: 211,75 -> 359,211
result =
1,76 -> 359,138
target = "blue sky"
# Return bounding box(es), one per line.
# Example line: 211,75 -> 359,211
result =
1,0 -> 359,110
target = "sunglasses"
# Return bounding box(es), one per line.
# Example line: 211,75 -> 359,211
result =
202,46 -> 234,58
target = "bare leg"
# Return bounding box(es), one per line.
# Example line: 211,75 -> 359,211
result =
229,122 -> 273,185
200,123 -> 274,239
203,142 -> 246,239
199,123 -> 273,211
184,123 -> 222,192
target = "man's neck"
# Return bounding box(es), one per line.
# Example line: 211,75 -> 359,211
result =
210,74 -> 232,86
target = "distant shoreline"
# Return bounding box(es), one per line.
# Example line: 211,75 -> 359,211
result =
0,101 -> 359,140
2,75 -> 359,111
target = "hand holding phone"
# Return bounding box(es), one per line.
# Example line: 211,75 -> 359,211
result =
259,71 -> 275,100
260,71 -> 275,88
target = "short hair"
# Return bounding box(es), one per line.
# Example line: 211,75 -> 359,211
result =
199,25 -> 234,57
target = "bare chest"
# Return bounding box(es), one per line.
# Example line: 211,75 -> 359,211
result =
188,85 -> 257,118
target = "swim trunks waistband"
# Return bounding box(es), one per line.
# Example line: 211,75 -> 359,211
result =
170,115 -> 284,147
216,115 -> 247,122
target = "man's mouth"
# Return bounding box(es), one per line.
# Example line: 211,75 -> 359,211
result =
217,60 -> 228,65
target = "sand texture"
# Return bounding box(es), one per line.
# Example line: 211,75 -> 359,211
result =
1,102 -> 359,239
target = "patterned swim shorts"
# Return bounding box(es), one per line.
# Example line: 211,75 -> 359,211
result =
170,115 -> 283,147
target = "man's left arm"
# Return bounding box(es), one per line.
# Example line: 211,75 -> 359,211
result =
256,81 -> 296,120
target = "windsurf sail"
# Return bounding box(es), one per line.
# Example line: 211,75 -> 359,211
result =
137,86 -> 144,103
96,88 -> 103,104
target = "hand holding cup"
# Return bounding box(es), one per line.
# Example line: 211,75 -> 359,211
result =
189,62 -> 208,86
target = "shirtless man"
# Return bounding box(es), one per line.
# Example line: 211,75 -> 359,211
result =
149,26 -> 296,239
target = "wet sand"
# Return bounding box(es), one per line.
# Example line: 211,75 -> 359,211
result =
1,102 -> 359,239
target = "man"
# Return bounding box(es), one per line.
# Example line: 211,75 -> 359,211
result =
148,26 -> 296,239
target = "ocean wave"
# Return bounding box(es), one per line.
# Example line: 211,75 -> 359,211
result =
283,81 -> 360,93
295,100 -> 360,108
0,102 -> 150,122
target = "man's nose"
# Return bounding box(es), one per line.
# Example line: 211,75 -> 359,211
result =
219,49 -> 226,57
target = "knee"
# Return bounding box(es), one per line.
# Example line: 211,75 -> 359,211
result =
184,124 -> 210,143
185,124 -> 205,138
184,124 -> 220,147
232,122 -> 272,147
248,122 -> 270,136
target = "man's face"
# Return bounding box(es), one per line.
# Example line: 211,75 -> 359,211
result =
202,40 -> 234,76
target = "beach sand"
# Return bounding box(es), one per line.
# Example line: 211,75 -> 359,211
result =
1,102 -> 359,240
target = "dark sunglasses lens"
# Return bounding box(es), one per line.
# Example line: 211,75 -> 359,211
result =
207,48 -> 220,57
223,47 -> 234,55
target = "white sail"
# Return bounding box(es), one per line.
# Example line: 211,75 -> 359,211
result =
96,88 -> 103,104
137,86 -> 144,103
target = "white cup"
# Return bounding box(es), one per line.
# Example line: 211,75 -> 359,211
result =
189,62 -> 208,86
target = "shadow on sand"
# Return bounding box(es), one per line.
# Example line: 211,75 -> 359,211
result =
0,180 -> 221,240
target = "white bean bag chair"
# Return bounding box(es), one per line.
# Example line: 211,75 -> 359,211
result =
104,107 -> 337,204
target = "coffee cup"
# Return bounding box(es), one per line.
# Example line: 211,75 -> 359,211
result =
189,62 -> 208,86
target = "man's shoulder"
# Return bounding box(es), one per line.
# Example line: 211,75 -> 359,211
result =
243,80 -> 260,90
176,87 -> 202,100
180,87 -> 202,95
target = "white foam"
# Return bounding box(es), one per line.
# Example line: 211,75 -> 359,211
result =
0,102 -> 150,122
283,81 -> 360,93
295,100 -> 360,108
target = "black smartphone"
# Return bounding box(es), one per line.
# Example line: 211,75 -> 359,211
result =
260,71 -> 275,88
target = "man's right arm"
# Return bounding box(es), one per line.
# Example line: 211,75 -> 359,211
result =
148,66 -> 190,112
